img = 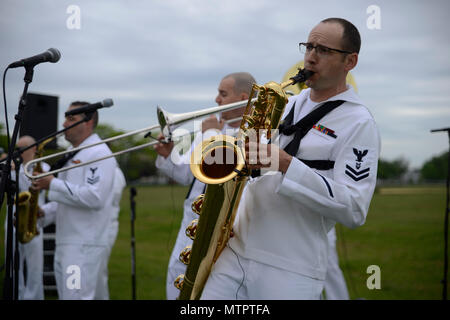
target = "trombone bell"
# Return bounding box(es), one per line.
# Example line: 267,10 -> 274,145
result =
157,98 -> 257,140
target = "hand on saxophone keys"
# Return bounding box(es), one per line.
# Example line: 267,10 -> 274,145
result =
37,206 -> 45,219
245,141 -> 292,174
31,174 -> 54,191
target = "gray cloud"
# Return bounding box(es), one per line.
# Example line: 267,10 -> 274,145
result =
1,0 -> 449,168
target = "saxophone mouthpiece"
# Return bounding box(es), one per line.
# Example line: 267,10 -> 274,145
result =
290,68 -> 314,85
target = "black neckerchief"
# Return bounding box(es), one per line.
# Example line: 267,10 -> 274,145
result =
250,99 -> 344,177
280,100 -> 344,156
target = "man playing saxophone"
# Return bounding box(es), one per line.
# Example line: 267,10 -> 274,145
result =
4,135 -> 49,299
201,18 -> 380,300
154,72 -> 256,300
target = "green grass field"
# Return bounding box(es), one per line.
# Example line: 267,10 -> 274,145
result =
1,184 -> 447,300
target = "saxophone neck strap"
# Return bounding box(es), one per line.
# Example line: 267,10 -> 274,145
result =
280,100 -> 345,156
50,149 -> 80,172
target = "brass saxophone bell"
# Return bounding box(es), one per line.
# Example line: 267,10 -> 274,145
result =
185,219 -> 198,240
179,245 -> 192,265
190,135 -> 246,185
16,191 -> 33,243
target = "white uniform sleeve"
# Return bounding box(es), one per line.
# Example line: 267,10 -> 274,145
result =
277,119 -> 380,229
155,153 -> 193,186
112,167 -> 126,207
18,169 -> 32,192
47,158 -> 116,210
38,201 -> 58,228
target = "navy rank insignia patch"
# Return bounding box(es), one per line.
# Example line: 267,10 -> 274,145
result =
87,167 -> 100,185
345,148 -> 370,181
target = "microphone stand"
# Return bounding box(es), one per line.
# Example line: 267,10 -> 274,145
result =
0,66 -> 34,300
130,187 -> 137,300
431,127 -> 450,300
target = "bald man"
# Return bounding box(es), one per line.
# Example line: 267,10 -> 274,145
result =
5,135 -> 50,299
154,72 -> 256,300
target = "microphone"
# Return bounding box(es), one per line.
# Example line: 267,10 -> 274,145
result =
8,48 -> 61,69
65,99 -> 114,116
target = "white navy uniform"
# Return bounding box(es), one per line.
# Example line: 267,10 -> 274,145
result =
156,125 -> 237,300
202,86 -> 381,299
5,163 -> 49,300
40,133 -> 117,300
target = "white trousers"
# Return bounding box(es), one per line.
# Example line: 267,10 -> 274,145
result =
4,219 -> 44,300
323,227 -> 349,300
201,246 -> 324,300
18,231 -> 44,300
54,244 -> 108,300
95,221 -> 119,300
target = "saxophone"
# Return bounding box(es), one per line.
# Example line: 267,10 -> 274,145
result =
175,68 -> 313,299
17,137 -> 54,244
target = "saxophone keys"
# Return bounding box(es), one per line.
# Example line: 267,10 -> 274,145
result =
179,245 -> 192,265
185,219 -> 198,240
174,274 -> 184,290
191,194 -> 204,215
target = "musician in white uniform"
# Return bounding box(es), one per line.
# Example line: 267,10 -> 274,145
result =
33,101 -> 117,300
202,18 -> 380,299
5,135 -> 49,300
154,72 -> 256,300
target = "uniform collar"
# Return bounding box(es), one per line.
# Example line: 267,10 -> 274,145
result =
291,85 -> 362,108
68,133 -> 100,151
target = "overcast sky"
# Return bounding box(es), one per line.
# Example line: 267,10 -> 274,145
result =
1,0 -> 449,169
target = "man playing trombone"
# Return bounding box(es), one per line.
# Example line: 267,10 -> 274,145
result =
32,101 -> 119,300
154,72 -> 256,300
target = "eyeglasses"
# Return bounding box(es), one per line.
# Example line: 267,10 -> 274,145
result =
299,42 -> 353,56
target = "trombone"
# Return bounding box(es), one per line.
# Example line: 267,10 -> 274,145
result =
24,98 -> 256,180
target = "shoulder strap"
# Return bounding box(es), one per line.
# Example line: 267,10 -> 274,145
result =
278,101 -> 296,132
50,149 -> 80,172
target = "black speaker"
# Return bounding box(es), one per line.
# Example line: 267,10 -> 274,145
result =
20,92 -> 58,149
